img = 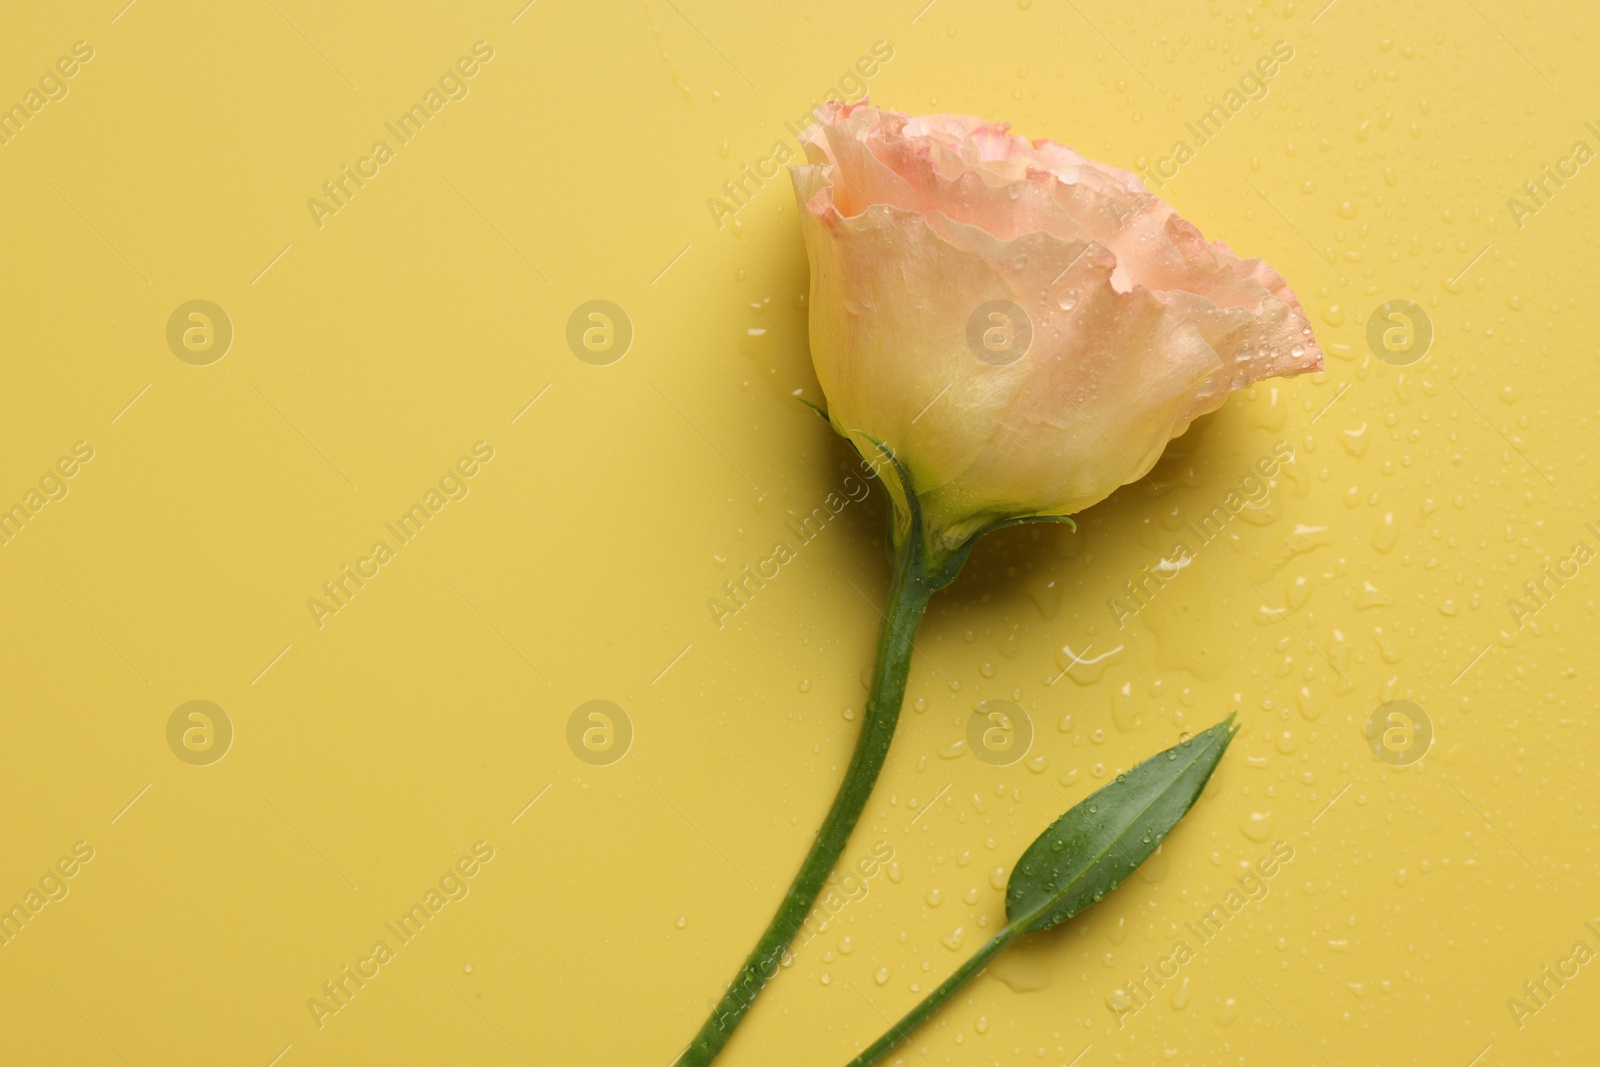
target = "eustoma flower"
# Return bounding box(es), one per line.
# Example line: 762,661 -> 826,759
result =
679,102 -> 1322,1065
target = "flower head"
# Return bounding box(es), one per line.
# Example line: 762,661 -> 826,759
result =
790,101 -> 1323,560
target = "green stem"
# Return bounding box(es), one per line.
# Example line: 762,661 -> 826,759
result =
844,920 -> 1029,1067
679,532 -> 936,1066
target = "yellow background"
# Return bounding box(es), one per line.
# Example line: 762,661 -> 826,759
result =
1,1 -> 1594,1064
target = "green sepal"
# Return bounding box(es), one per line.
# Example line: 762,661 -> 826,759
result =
796,396 -> 830,422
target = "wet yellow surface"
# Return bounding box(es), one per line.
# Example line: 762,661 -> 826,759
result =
0,2 -> 1594,1065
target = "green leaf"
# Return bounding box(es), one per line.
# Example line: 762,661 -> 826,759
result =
1006,715 -> 1238,933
